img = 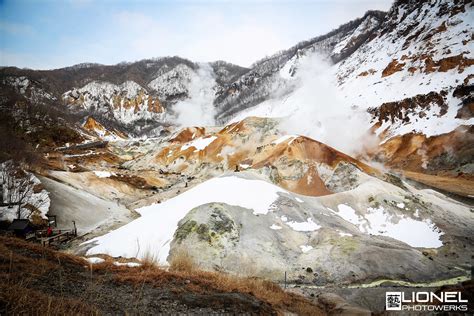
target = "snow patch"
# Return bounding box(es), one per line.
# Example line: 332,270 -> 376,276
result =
86,257 -> 105,264
181,136 -> 217,152
333,204 -> 443,248
286,217 -> 321,232
93,171 -> 115,178
113,262 -> 142,267
300,245 -> 313,253
272,135 -> 297,145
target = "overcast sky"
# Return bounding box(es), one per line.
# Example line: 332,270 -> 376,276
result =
0,0 -> 393,70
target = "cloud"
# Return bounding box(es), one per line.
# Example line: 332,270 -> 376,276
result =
0,1 -> 394,69
0,21 -> 36,36
110,9 -> 288,67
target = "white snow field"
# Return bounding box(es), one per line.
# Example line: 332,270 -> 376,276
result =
85,175 -> 289,263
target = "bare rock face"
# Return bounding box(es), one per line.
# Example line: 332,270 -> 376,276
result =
325,162 -> 362,193
63,81 -> 165,125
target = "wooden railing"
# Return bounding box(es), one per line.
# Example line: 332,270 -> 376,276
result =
40,230 -> 75,247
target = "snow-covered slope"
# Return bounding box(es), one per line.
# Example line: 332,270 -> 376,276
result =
227,0 -> 473,168
214,10 -> 385,122
338,0 -> 474,138
147,64 -> 195,100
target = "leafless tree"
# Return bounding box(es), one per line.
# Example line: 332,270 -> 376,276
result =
0,162 -> 48,220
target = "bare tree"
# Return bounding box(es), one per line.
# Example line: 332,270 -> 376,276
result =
0,162 -> 48,220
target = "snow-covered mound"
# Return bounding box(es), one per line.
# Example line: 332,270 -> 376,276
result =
85,175 -> 288,263
83,170 -> 472,285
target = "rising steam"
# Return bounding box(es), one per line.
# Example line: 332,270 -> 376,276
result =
277,53 -> 378,156
172,63 -> 216,127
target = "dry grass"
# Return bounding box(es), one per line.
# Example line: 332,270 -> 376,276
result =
109,250 -> 322,316
0,283 -> 99,315
0,236 -> 98,315
0,236 -> 323,315
169,247 -> 196,272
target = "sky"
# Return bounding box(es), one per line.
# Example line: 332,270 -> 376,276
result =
0,0 -> 393,70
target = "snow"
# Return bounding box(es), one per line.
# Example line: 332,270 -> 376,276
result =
1,76 -> 55,102
338,231 -> 353,237
270,224 -> 282,230
272,135 -> 297,145
148,64 -> 194,98
286,217 -> 321,232
279,55 -> 298,79
86,257 -> 105,264
181,136 -> 217,152
332,16 -> 380,56
85,175 -> 288,264
336,204 -> 363,226
333,204 -> 443,248
93,171 -> 115,178
300,245 -> 313,253
335,1 -> 474,139
396,202 -> 405,209
113,262 -> 141,267
295,197 -> 304,203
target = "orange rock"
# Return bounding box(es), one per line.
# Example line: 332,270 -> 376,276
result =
382,59 -> 405,77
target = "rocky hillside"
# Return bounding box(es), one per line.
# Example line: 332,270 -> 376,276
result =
1,1 -> 471,152
230,0 -> 473,179
0,57 -> 248,135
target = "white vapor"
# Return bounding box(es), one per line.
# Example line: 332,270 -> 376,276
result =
231,52 -> 377,156
279,53 -> 377,155
172,63 -> 217,127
